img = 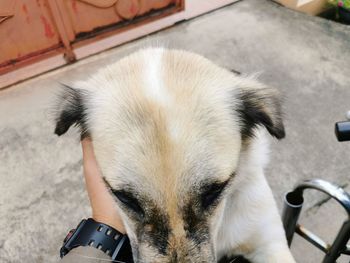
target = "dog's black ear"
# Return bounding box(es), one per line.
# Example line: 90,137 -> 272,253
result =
237,87 -> 285,140
54,85 -> 89,138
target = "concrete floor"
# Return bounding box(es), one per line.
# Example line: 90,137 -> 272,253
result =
1,0 -> 350,262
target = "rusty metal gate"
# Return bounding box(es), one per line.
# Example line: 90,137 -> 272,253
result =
0,0 -> 237,89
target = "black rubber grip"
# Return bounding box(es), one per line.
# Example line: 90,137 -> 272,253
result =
335,121 -> 350,142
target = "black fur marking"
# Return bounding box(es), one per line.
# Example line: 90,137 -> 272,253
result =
141,206 -> 170,255
183,201 -> 209,244
200,179 -> 230,210
218,255 -> 252,263
230,68 -> 241,75
182,177 -> 232,244
110,184 -> 170,255
54,85 -> 89,138
112,190 -> 145,217
237,89 -> 285,141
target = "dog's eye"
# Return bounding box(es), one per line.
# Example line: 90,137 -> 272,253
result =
201,181 -> 229,209
112,190 -> 144,216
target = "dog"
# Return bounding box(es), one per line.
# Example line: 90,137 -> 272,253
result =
55,48 -> 296,263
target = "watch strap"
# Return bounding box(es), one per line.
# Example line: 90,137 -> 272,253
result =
60,218 -> 133,262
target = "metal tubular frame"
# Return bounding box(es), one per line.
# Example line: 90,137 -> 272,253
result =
282,179 -> 350,263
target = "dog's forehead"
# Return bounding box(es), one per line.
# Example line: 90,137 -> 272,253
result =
85,48 -> 242,193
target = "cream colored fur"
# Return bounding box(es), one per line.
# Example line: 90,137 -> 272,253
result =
67,48 -> 295,263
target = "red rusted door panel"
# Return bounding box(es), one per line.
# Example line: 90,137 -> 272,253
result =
0,0 -> 62,71
0,0 -> 182,78
61,0 -> 178,39
63,0 -> 121,35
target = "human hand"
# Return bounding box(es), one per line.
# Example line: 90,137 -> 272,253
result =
81,138 -> 126,233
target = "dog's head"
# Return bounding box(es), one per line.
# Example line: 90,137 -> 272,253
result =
55,48 -> 284,262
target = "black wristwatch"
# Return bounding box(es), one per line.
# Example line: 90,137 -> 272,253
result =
60,218 -> 134,262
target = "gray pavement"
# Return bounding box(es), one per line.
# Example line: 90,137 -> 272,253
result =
1,0 -> 350,262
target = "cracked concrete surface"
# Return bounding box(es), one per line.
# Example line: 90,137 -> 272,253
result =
1,0 -> 350,262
